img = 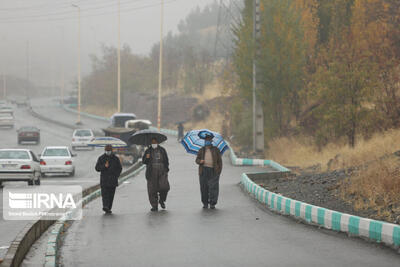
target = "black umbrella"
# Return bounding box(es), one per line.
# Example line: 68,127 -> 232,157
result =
129,130 -> 167,146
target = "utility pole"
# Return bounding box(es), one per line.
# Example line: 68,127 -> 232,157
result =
26,41 -> 30,101
1,36 -> 5,100
2,72 -> 6,100
59,26 -> 65,105
253,0 -> 264,153
72,4 -> 82,125
117,0 -> 121,113
157,0 -> 164,130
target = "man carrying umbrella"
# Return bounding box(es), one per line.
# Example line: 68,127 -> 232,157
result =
195,134 -> 223,209
95,144 -> 122,214
142,137 -> 170,211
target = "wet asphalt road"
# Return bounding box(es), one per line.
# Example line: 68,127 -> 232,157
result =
61,137 -> 400,266
0,99 -> 109,261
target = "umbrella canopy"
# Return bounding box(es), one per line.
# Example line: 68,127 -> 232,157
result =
129,130 -> 167,147
181,129 -> 229,155
88,137 -> 127,148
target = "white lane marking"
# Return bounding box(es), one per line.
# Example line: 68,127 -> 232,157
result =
0,246 -> 9,250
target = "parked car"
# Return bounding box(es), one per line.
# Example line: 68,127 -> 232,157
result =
0,109 -> 14,128
71,129 -> 95,150
17,126 -> 40,144
0,149 -> 41,186
39,146 -> 76,177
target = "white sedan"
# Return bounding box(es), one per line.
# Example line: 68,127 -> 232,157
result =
0,149 -> 41,186
71,129 -> 95,150
39,146 -> 76,177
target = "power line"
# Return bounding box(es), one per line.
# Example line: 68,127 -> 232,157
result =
0,0 -> 151,21
0,0 -> 178,23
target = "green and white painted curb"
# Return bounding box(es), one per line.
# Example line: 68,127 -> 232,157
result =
60,105 -> 290,172
229,143 -> 290,172
44,165 -> 145,267
241,173 -> 400,249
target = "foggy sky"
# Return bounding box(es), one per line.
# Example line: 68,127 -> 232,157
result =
0,0 -> 216,89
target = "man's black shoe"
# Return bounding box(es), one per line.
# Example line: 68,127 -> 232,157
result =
103,207 -> 112,214
159,201 -> 166,209
151,207 -> 158,212
210,205 -> 216,209
203,204 -> 209,209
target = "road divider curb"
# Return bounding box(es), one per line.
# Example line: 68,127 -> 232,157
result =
43,163 -> 145,267
29,107 -> 78,130
241,172 -> 400,250
0,159 -> 143,267
60,105 -> 290,172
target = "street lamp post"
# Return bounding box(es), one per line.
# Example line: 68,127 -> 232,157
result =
2,72 -> 6,100
117,0 -> 121,113
157,0 -> 164,130
72,4 -> 82,125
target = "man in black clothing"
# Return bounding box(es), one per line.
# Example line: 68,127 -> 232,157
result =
95,144 -> 122,214
142,138 -> 170,211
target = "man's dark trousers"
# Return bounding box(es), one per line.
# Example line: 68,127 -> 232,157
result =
199,167 -> 219,206
101,186 -> 116,210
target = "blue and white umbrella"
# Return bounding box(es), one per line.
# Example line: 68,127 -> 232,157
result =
88,137 -> 127,148
181,129 -> 229,155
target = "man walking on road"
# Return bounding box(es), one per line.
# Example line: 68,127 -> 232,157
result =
95,145 -> 122,214
142,138 -> 170,211
196,134 -> 222,209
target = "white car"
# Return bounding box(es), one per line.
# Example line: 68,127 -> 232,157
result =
71,129 -> 95,150
0,149 -> 41,186
39,146 -> 76,177
0,109 -> 14,128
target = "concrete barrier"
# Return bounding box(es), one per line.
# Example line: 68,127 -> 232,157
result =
241,172 -> 400,250
29,107 -> 79,130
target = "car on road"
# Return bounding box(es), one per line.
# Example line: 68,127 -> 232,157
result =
15,97 -> 29,107
0,149 -> 41,186
71,129 -> 95,150
110,113 -> 137,127
0,109 -> 14,128
39,146 -> 76,177
17,126 -> 40,144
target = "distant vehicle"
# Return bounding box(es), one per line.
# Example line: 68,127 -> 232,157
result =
17,126 -> 40,144
111,113 -> 137,128
39,146 -> 76,177
0,149 -> 41,186
0,105 -> 13,112
63,96 -> 78,106
0,109 -> 14,128
15,97 -> 29,107
125,119 -> 152,131
103,113 -> 141,165
71,129 -> 95,150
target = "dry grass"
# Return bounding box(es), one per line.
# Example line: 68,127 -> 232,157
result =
83,106 -> 117,118
267,129 -> 400,171
340,158 -> 400,221
267,130 -> 400,221
168,111 -> 225,134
